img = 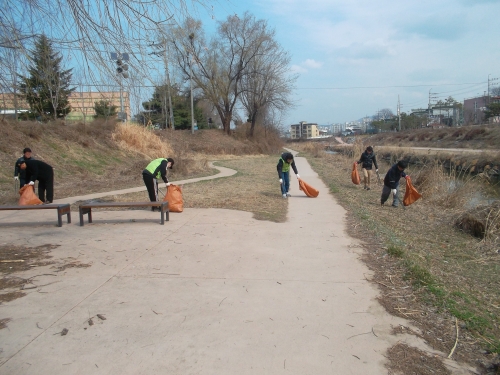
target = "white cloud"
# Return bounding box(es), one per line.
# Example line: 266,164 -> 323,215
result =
290,64 -> 307,73
303,59 -> 323,69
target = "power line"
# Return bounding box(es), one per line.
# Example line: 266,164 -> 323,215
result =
296,82 -> 486,90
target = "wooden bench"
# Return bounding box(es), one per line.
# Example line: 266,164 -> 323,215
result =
79,201 -> 169,226
0,204 -> 72,227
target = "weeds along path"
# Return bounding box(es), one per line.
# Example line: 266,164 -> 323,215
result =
53,162 -> 237,205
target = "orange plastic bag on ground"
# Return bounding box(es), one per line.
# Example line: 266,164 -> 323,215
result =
351,163 -> 360,185
163,184 -> 183,212
298,178 -> 319,198
18,185 -> 43,206
403,177 -> 422,206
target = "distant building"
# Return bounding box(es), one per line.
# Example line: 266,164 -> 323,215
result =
463,95 -> 489,125
290,121 -> 319,139
0,90 -> 130,121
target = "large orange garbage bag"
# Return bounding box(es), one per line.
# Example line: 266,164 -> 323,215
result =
403,177 -> 422,206
298,178 -> 319,198
18,185 -> 43,206
163,184 -> 183,212
351,163 -> 360,185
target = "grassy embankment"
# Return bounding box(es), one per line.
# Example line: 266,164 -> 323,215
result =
294,141 -> 500,367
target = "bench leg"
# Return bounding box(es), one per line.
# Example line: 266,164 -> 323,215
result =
79,207 -> 84,226
79,207 -> 92,226
58,206 -> 71,226
67,212 -> 71,224
57,213 -> 63,227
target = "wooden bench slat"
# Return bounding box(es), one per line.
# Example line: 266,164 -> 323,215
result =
79,201 -> 169,226
0,204 -> 71,227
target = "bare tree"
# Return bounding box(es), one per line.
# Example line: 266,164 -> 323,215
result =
168,12 -> 276,134
239,24 -> 296,137
0,0 -> 219,119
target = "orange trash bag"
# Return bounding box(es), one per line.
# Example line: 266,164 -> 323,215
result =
351,163 -> 360,185
298,178 -> 319,198
18,185 -> 43,206
163,184 -> 183,212
403,177 -> 422,207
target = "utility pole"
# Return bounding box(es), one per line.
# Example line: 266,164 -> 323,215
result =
189,33 -> 195,135
164,40 -> 174,129
397,95 -> 401,131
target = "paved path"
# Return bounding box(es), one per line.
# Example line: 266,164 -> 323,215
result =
0,155 -> 427,374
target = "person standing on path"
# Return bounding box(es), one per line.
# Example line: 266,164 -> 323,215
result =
142,158 -> 174,209
20,159 -> 54,204
355,146 -> 379,190
277,152 -> 300,198
381,160 -> 409,207
14,147 -> 34,188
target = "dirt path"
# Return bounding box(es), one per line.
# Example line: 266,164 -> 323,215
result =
0,155 -> 465,374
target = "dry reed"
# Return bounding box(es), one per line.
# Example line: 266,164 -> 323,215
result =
112,123 -> 173,159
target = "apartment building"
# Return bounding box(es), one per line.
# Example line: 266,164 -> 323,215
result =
0,90 -> 130,120
290,121 -> 319,139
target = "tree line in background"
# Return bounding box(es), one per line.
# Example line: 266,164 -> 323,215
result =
5,9 -> 296,138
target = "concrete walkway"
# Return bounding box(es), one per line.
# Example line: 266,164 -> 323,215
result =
0,155 -> 419,374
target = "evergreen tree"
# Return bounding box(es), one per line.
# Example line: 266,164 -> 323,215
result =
141,84 -> 205,129
94,100 -> 118,119
18,34 -> 75,120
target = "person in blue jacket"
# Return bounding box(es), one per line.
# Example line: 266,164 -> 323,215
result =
381,160 -> 409,207
277,152 -> 300,198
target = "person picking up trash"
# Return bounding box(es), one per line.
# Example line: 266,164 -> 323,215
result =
277,152 -> 299,198
20,159 -> 54,204
381,160 -> 409,207
142,158 -> 174,210
355,146 -> 378,190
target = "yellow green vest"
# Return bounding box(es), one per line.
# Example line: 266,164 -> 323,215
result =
146,158 -> 167,179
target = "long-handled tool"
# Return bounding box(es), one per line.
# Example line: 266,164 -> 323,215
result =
14,178 -> 19,192
376,170 -> 381,185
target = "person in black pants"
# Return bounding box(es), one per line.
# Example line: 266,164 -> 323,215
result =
20,159 -> 54,204
14,147 -> 34,188
142,157 -> 174,211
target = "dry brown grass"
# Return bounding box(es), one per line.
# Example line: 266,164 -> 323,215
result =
111,123 -> 174,159
105,155 -> 288,223
294,141 -> 500,371
368,124 -> 500,150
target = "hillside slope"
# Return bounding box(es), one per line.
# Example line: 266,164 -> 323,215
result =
0,120 -> 281,204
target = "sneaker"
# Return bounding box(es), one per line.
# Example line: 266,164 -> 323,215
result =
282,194 -> 287,198
363,186 -> 367,190
286,192 -> 291,197
366,187 -> 371,191
381,202 -> 384,206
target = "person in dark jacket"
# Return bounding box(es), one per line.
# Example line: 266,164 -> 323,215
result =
381,160 -> 409,207
14,147 -> 34,188
355,146 -> 378,190
142,158 -> 174,209
277,152 -> 300,198
20,159 -> 54,204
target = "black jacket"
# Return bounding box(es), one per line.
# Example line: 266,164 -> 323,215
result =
384,163 -> 407,189
357,151 -> 378,170
24,159 -> 54,183
277,152 -> 298,178
14,156 -> 33,179
142,159 -> 169,183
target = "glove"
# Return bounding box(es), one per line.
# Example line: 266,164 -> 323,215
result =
391,189 -> 397,195
355,162 -> 358,165
376,169 -> 379,173
28,181 -> 35,186
166,182 -> 171,187
296,174 -> 300,179
405,175 -> 410,179
279,179 -> 283,184
14,176 -> 18,181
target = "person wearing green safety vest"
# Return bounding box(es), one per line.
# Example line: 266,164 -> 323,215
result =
142,157 -> 174,210
276,152 -> 300,198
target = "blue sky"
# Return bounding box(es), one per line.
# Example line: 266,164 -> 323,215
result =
200,0 -> 500,125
